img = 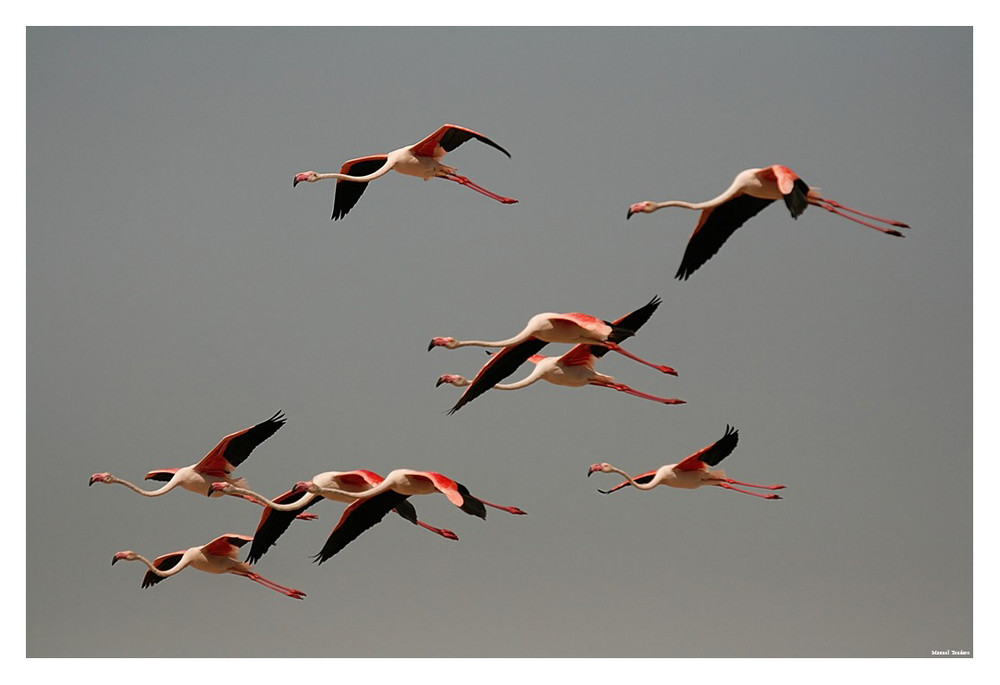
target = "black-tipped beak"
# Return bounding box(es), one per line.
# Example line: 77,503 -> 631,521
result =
435,378 -> 445,387
293,177 -> 300,188
587,469 -> 594,477
206,487 -> 214,497
111,556 -> 119,566
88,478 -> 95,486
427,341 -> 435,351
626,208 -> 634,220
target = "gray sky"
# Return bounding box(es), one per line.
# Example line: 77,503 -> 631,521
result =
27,27 -> 971,658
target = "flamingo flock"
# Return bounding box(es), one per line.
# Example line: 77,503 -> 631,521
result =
94,123 -> 909,600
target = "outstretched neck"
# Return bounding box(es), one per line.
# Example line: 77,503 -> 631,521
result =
224,485 -> 302,511
132,554 -> 187,578
111,476 -> 177,497
606,465 -> 657,490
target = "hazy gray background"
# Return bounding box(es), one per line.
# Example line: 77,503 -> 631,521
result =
27,27 -> 971,657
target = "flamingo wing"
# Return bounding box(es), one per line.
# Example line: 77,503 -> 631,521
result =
245,490 -> 323,565
141,551 -> 185,589
768,165 -> 810,218
332,155 -> 391,221
559,344 -> 597,367
410,124 -> 511,159
675,425 -> 739,471
592,296 -> 662,358
312,491 -> 410,564
195,412 -> 286,476
143,468 -> 179,482
675,195 -> 774,280
448,338 -> 549,414
201,534 -> 253,559
599,469 -> 657,494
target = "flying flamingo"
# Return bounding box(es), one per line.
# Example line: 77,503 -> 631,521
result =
626,165 -> 910,279
111,533 -> 306,599
289,469 -> 527,564
209,469 -> 458,564
588,426 -> 785,500
87,412 -> 313,518
437,345 -> 684,412
293,124 -> 518,220
432,296 -> 673,413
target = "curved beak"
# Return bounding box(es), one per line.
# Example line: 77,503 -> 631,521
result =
427,340 -> 436,351
626,208 -> 634,220
111,555 -> 120,566
435,377 -> 445,387
88,476 -> 96,486
293,176 -> 301,188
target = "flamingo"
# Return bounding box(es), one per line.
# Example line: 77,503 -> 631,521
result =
437,345 -> 684,413
292,124 -> 518,220
111,533 -> 306,599
290,469 -> 526,564
626,165 -> 910,279
588,426 -> 785,499
87,412 -> 313,518
433,296 -> 673,413
209,469 -> 458,564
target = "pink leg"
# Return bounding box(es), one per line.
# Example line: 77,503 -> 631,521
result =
714,483 -> 782,500
480,499 -> 527,515
809,199 -> 904,236
442,174 -> 518,204
819,197 -> 910,228
598,381 -> 685,405
603,342 -> 677,375
709,477 -> 785,489
240,571 -> 307,599
415,519 -> 459,540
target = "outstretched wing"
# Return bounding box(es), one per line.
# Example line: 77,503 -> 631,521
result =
410,124 -> 511,159
201,534 -> 253,559
675,195 -> 774,280
246,490 -> 323,565
195,412 -> 286,476
312,491 -> 409,564
448,338 -> 549,414
141,551 -> 185,589
144,468 -> 178,482
332,155 -> 390,221
593,296 -> 662,358
675,425 -> 739,471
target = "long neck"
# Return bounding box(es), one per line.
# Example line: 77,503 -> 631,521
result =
110,476 -> 178,497
653,175 -> 750,212
311,479 -> 392,501
495,365 -> 547,390
132,554 -> 189,578
316,159 -> 395,183
223,485 -> 304,511
606,465 -> 658,490
454,319 -> 540,349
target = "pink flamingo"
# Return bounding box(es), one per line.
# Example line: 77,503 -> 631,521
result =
588,426 -> 785,500
626,165 -> 910,279
290,469 -> 527,563
433,296 -> 673,413
88,412 -> 313,518
293,124 -> 518,220
210,469 -> 458,564
437,344 -> 684,412
111,534 -> 306,599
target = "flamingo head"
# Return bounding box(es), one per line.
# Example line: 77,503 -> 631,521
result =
293,171 -> 319,187
588,463 -> 613,477
428,337 -> 458,351
291,480 -> 318,495
626,201 -> 655,219
111,551 -> 137,565
208,482 -> 232,496
436,374 -> 468,387
89,472 -> 112,486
